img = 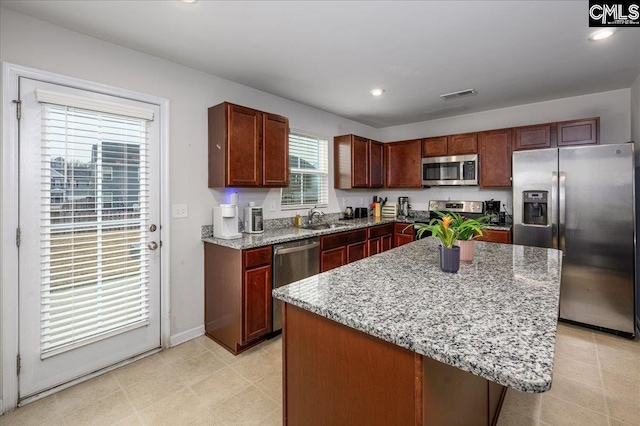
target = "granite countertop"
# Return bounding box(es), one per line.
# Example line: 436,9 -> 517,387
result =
202,216 -> 512,249
272,238 -> 561,393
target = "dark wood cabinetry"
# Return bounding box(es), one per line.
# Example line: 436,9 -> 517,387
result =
557,118 -> 599,146
334,135 -> 384,189
480,129 -> 512,188
320,229 -> 368,272
476,230 -> 511,244
422,136 -> 448,157
367,223 -> 394,256
384,139 -> 422,188
204,244 -> 272,354
513,124 -> 552,151
394,223 -> 415,247
448,133 -> 478,155
208,102 -> 289,188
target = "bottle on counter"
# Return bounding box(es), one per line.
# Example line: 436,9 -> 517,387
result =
294,211 -> 302,227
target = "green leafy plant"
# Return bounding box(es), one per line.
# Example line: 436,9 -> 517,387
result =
407,211 -> 490,248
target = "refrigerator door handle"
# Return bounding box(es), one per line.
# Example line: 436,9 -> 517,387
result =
559,171 -> 566,254
551,172 -> 558,250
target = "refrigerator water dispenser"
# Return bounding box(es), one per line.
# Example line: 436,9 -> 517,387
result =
522,191 -> 548,226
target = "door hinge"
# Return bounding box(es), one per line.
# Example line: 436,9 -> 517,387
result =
12,99 -> 22,120
16,354 -> 21,375
16,227 -> 21,247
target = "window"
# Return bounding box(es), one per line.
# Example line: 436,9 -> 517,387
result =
281,131 -> 328,209
102,165 -> 113,181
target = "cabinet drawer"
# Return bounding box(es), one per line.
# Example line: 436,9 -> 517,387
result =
368,223 -> 394,239
244,246 -> 272,269
321,229 -> 367,251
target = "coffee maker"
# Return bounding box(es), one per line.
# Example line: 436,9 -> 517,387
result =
213,204 -> 242,239
483,200 -> 501,224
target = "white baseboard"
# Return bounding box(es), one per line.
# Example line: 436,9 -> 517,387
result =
170,325 -> 204,347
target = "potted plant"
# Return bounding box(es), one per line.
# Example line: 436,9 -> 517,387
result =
412,211 -> 490,271
449,211 -> 490,262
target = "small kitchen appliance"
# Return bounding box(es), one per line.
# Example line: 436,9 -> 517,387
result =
244,202 -> 264,234
354,207 -> 368,218
213,204 -> 242,239
398,197 -> 411,218
483,200 -> 501,224
344,206 -> 354,219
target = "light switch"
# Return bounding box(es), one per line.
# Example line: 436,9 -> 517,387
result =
172,204 -> 188,218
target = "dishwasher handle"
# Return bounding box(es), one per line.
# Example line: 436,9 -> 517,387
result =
274,241 -> 320,256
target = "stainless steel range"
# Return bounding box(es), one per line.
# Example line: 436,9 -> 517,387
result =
428,200 -> 485,220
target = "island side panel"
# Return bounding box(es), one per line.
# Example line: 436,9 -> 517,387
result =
204,243 -> 242,352
283,304 -> 419,426
422,356 -> 507,426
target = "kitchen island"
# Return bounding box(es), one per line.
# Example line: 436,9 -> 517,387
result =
272,237 -> 562,425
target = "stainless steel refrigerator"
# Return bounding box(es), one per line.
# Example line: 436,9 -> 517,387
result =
513,143 -> 636,337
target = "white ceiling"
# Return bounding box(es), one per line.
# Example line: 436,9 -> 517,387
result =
2,1 -> 639,128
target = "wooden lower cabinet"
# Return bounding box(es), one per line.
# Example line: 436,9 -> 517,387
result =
394,223 -> 415,247
476,229 -> 512,244
283,304 -> 507,425
204,244 -> 273,354
368,223 -> 394,256
320,229 -> 368,272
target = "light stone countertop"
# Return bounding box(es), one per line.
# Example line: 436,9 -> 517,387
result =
201,216 -> 512,250
272,237 -> 561,394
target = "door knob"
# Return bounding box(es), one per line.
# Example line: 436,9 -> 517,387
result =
148,241 -> 158,251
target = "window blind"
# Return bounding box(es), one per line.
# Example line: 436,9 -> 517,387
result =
281,132 -> 329,209
39,102 -> 151,358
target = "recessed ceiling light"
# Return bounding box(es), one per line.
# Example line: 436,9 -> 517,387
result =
589,29 -> 616,41
180,0 -> 198,3
370,89 -> 385,96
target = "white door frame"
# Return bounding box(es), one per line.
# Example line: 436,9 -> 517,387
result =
1,62 -> 171,413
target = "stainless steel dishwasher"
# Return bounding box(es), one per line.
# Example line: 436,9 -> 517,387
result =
272,238 -> 320,332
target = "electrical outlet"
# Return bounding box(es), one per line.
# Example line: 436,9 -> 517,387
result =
360,197 -> 364,206
172,204 -> 188,219
270,201 -> 276,212
342,198 -> 346,207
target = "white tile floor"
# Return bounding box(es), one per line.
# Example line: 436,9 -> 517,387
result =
1,322 -> 638,426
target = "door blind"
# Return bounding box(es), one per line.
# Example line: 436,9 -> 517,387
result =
281,132 -> 329,209
39,102 -> 151,358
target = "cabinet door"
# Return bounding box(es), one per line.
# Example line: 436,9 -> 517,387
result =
513,124 -> 552,151
352,136 -> 370,188
422,136 -> 448,157
395,234 -> 414,247
347,241 -> 367,263
381,235 -> 392,252
557,118 -> 599,146
368,237 -> 381,257
369,141 -> 385,188
476,230 -> 511,244
226,104 -> 262,186
321,247 -> 346,272
262,113 -> 289,187
448,133 -> 478,155
384,140 -> 422,188
480,129 -> 512,188
243,265 -> 272,344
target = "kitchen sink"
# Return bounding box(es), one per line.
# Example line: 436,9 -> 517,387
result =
301,223 -> 348,231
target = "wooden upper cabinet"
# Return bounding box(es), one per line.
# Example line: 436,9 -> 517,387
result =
422,136 -> 448,157
334,135 -> 384,189
448,133 -> 478,155
262,113 -> 289,187
513,124 -> 552,151
480,129 -> 512,188
369,141 -> 384,188
557,118 -> 599,146
385,139 -> 422,188
208,102 -> 289,188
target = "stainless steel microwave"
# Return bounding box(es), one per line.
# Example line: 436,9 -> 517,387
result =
421,154 -> 478,186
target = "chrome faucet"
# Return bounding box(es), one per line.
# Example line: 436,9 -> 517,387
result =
308,206 -> 325,224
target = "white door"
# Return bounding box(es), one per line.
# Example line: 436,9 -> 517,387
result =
18,77 -> 161,399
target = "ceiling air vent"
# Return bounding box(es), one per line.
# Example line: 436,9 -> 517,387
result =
440,89 -> 477,101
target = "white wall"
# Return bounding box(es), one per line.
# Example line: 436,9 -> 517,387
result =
0,8 -> 379,404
